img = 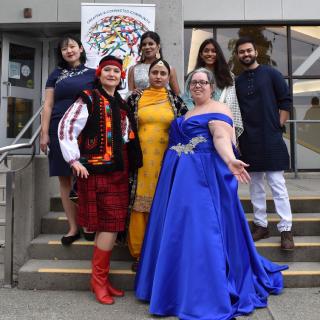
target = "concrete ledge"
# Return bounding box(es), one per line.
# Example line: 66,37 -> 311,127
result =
42,211 -> 320,236
29,234 -> 132,261
256,236 -> 320,262
50,196 -> 320,214
18,260 -> 134,291
18,259 -> 320,290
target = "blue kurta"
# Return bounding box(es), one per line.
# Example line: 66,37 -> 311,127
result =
236,65 -> 291,171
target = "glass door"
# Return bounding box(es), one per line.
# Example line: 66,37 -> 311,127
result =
0,33 -> 42,149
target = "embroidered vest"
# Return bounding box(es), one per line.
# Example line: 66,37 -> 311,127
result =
78,88 -> 132,174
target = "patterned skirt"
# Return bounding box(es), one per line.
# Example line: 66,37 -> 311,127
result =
77,147 -> 129,232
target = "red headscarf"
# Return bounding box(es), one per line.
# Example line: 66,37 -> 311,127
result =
95,58 -> 126,79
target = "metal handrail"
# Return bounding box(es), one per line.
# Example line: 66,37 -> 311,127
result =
287,120 -> 320,123
286,119 -> 320,178
0,126 -> 41,173
0,106 -> 43,168
0,105 -> 43,287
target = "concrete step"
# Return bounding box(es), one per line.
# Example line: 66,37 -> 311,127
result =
29,234 -> 320,262
240,196 -> 320,213
42,211 -> 320,236
18,259 -> 134,290
41,212 -> 69,234
255,236 -> 320,262
18,259 -> 320,290
50,195 -> 320,213
247,213 -> 320,236
29,234 -> 132,261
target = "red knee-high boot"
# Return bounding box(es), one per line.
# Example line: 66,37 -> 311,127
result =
91,246 -> 114,304
105,250 -> 125,297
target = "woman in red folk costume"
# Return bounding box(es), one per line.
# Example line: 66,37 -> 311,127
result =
58,55 -> 142,304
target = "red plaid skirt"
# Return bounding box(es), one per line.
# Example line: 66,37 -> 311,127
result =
77,148 -> 129,232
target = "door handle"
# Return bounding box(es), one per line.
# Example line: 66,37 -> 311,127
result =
2,81 -> 12,98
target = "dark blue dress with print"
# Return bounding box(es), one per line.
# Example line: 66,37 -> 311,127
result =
46,64 -> 95,176
135,113 -> 287,320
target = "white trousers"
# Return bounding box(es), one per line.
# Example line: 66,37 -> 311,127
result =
249,171 -> 292,232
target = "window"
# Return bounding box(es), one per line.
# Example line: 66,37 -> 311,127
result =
184,25 -> 320,170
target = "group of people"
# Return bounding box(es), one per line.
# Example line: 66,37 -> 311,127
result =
39,30 -> 294,319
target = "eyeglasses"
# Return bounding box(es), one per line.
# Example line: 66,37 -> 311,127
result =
190,80 -> 210,87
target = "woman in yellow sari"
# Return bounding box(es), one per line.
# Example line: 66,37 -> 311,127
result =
127,59 -> 187,271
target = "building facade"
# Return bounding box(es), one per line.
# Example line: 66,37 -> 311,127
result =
0,0 -> 319,169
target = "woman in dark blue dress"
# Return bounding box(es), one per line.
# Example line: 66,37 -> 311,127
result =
135,68 -> 287,320
40,34 -> 95,245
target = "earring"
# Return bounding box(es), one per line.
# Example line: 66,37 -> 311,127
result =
156,50 -> 161,59
140,51 -> 145,62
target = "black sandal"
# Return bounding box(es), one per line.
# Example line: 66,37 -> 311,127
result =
61,232 -> 81,246
82,230 -> 95,241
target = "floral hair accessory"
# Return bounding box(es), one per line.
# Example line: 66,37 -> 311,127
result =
155,60 -> 165,67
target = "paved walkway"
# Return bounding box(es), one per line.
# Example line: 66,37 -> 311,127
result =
0,287 -> 319,320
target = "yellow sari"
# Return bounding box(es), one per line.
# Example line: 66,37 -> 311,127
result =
128,87 -> 174,258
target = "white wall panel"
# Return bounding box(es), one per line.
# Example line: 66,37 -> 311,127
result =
0,0 -> 57,23
245,0 -> 282,20
283,0 -> 320,20
184,0 -> 245,21
58,0 -> 93,22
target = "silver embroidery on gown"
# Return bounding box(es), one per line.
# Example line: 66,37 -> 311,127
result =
170,136 -> 207,156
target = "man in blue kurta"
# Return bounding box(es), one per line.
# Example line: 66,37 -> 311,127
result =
235,37 -> 294,250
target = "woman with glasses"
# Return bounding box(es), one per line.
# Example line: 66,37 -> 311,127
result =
183,38 -> 243,140
135,68 -> 287,320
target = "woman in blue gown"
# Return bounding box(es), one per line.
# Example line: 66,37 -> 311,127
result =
135,68 -> 288,320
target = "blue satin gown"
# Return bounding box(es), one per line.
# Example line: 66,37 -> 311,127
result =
135,113 -> 288,320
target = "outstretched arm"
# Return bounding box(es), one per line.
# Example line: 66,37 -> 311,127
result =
209,120 -> 250,184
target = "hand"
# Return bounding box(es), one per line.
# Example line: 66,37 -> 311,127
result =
71,161 -> 89,179
40,133 -> 50,154
132,88 -> 143,95
227,159 -> 251,184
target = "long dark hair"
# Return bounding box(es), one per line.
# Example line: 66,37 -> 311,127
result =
138,31 -> 163,62
57,34 -> 87,69
195,38 -> 233,88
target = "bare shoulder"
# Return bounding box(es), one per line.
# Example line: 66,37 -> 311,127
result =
208,101 -> 233,119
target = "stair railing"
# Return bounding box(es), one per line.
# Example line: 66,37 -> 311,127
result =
286,120 -> 320,178
0,106 -> 43,287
